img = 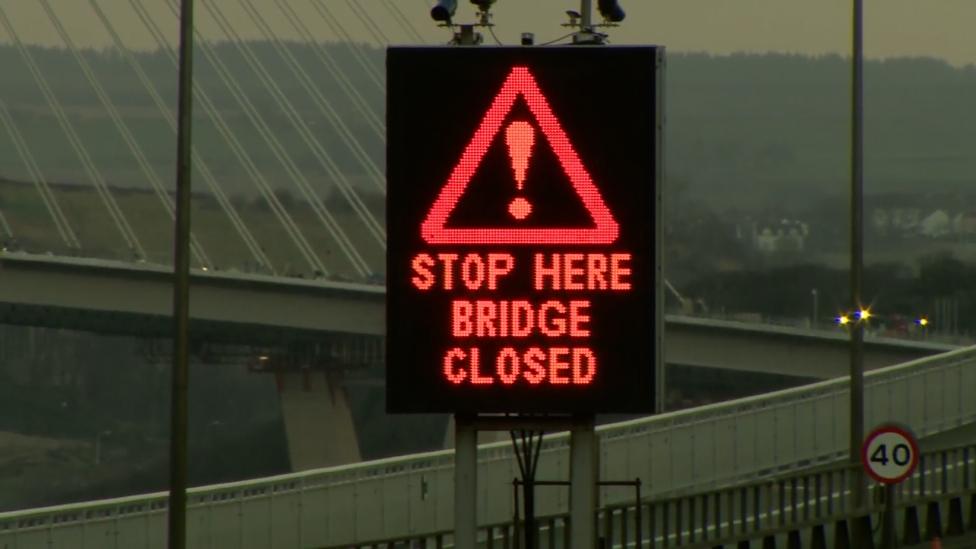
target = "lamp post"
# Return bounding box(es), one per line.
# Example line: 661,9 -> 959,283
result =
169,1 -> 194,548
849,0 -> 866,511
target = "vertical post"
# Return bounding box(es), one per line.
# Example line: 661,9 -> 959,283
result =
169,1 -> 194,547
881,484 -> 895,549
580,0 -> 593,29
455,415 -> 477,549
635,480 -> 643,549
570,416 -> 597,549
524,476 -> 535,549
849,0 -> 866,511
655,47 -> 666,415
524,431 -> 543,549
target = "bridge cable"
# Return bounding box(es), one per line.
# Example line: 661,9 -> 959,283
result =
0,98 -> 80,249
129,0 -> 325,276
239,0 -> 388,200
0,4 -> 145,259
381,0 -> 427,44
272,0 -> 384,139
133,0 -> 324,275
307,0 -> 385,92
38,0 -> 213,269
88,0 -> 273,273
344,0 -> 392,46
184,0 -> 371,276
0,205 -> 12,241
190,0 -> 375,273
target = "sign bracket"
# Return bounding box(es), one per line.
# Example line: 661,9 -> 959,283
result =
453,413 -> 598,549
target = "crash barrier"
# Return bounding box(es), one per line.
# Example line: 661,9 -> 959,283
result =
328,442 -> 976,548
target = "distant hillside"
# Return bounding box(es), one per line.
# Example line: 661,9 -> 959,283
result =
0,41 -> 385,195
1,44 -> 973,217
666,53 -> 976,209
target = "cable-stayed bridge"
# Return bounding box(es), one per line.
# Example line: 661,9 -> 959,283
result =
0,0 -> 410,279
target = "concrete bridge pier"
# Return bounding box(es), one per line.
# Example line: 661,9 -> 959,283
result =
277,371 -> 360,471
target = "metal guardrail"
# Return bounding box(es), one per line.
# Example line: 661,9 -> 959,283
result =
1,345 -> 975,547
332,442 -> 976,548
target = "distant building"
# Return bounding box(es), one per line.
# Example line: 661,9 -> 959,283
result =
871,203 -> 976,240
750,219 -> 809,253
868,191 -> 976,240
919,210 -> 951,238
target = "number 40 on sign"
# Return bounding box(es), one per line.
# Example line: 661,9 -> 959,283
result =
861,424 -> 920,485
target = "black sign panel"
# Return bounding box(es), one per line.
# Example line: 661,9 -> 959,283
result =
387,46 -> 661,413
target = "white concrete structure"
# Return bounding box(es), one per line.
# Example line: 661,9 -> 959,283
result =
278,372 -> 361,470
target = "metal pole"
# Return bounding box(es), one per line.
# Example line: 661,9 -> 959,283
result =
882,484 -> 896,549
455,415 -> 477,549
524,474 -> 535,549
634,480 -> 642,549
168,1 -> 194,547
849,0 -> 866,511
655,47 -> 666,415
522,431 -> 543,549
513,478 -> 522,546
570,416 -> 597,549
580,0 -> 593,29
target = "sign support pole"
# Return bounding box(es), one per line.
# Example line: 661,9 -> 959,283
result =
882,483 -> 895,549
511,429 -> 544,549
570,415 -> 597,549
454,414 -> 477,549
862,424 -> 918,549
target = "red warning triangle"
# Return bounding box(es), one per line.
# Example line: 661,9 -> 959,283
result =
421,66 -> 619,245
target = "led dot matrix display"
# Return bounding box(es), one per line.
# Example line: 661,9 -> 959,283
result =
387,46 -> 661,414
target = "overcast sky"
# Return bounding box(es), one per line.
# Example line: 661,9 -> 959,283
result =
0,0 -> 972,67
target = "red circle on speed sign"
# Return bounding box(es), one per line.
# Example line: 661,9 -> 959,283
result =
861,425 -> 919,484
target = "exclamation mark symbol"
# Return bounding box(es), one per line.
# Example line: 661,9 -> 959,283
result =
505,120 -> 535,221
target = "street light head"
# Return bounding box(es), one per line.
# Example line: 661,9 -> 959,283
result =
837,314 -> 851,326
857,308 -> 871,321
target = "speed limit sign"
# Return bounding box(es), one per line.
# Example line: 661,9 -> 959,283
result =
861,425 -> 920,484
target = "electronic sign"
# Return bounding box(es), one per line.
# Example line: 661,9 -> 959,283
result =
387,46 -> 661,413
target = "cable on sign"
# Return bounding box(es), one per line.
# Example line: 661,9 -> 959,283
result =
537,32 -> 576,46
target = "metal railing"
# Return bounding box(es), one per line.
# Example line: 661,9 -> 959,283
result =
1,345 -> 974,547
331,442 -> 976,548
